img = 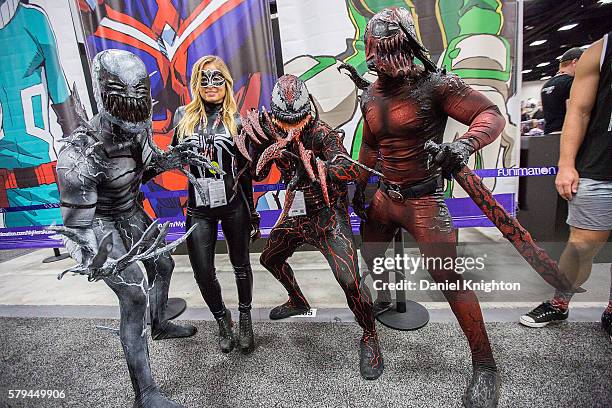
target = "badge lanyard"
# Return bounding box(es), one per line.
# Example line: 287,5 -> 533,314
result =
201,112 -> 227,208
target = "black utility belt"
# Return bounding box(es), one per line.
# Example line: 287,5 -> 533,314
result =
379,177 -> 441,202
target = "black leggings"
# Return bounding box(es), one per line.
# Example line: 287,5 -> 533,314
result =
186,197 -> 253,317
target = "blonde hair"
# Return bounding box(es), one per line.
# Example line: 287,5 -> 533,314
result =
177,55 -> 238,140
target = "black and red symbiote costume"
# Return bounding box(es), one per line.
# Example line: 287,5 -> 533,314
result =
237,74 -> 384,380
342,7 -> 505,408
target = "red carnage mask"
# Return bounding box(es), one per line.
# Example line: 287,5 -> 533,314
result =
365,7 -> 436,78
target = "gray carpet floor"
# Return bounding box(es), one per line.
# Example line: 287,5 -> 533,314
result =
0,249 -> 35,264
0,318 -> 610,408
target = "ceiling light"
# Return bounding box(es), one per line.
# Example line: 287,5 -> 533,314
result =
522,69 -> 532,74
536,62 -> 551,67
580,44 -> 590,50
541,76 -> 552,80
525,25 -> 534,30
558,23 -> 578,31
530,40 -> 547,46
556,55 -> 563,60
598,0 -> 612,5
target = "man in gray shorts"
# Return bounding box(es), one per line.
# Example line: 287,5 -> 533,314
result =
520,33 -> 612,342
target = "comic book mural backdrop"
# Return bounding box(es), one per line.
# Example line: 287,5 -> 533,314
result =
0,0 -> 93,248
77,0 -> 278,222
276,0 -> 521,232
0,0 -> 522,249
0,0 -> 277,249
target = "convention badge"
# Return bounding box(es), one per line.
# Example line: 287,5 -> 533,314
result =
194,178 -> 211,207
209,179 -> 227,208
288,190 -> 307,217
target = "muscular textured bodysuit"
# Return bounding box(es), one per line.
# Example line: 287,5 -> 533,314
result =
347,7 -> 505,408
55,50 -> 208,408
240,74 -> 383,380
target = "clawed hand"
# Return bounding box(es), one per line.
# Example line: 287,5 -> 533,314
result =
158,141 -> 225,175
50,220 -> 197,282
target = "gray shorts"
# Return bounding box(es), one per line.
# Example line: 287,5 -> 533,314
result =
567,178 -> 612,231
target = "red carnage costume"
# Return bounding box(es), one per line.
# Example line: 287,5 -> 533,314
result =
239,74 -> 384,380
343,7 -> 505,408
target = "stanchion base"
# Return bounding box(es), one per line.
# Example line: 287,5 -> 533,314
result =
376,300 -> 429,331
147,298 -> 187,325
42,253 -> 71,263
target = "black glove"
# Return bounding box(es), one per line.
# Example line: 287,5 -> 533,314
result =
431,139 -> 474,180
250,211 -> 261,242
352,183 -> 368,221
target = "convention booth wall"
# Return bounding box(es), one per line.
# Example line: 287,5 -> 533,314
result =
0,0 -> 524,250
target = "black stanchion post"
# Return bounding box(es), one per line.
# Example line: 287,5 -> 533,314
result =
376,229 -> 430,331
42,247 -> 71,263
394,229 -> 407,314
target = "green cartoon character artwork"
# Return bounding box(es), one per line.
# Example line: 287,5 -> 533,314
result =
280,0 -> 518,197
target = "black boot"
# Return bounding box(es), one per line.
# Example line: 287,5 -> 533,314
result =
215,309 -> 235,353
238,310 -> 255,354
152,321 -> 197,341
359,333 -> 384,380
149,268 -> 197,341
133,386 -> 184,408
462,363 -> 500,408
269,297 -> 310,320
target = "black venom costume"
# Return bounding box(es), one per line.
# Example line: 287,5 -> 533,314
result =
53,50 -> 215,408
238,75 -> 384,380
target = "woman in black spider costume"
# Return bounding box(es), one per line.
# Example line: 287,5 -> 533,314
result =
236,74 -> 383,380
172,55 -> 260,354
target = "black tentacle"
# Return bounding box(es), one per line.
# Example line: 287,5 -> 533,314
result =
338,63 -> 372,91
309,93 -> 320,123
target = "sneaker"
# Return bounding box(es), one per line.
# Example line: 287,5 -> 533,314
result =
519,301 -> 568,328
602,309 -> 612,342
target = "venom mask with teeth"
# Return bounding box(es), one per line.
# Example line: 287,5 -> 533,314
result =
92,49 -> 152,133
365,7 -> 437,79
270,74 -> 313,131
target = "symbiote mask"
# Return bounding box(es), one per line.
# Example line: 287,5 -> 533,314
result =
270,75 -> 312,129
365,7 -> 436,78
92,49 -> 152,133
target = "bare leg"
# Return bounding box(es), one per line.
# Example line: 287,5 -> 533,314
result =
551,227 -> 610,310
